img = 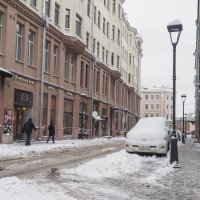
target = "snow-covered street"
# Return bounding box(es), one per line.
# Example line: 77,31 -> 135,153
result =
0,137 -> 200,200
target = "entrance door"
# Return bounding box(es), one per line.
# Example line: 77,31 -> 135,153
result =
13,107 -> 25,140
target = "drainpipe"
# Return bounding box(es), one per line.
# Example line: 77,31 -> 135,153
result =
90,0 -> 95,137
39,0 -> 48,140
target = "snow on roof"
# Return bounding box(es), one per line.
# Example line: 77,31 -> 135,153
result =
126,117 -> 168,140
168,19 -> 182,26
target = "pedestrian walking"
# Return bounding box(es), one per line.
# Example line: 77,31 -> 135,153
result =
47,121 -> 55,143
23,118 -> 36,146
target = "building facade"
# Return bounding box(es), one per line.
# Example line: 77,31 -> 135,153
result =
140,86 -> 173,127
194,0 -> 200,140
0,0 -> 142,142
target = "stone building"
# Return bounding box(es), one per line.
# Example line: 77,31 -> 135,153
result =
0,0 -> 142,142
140,86 -> 173,127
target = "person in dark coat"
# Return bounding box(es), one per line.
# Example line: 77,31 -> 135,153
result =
47,121 -> 55,143
23,118 -> 36,146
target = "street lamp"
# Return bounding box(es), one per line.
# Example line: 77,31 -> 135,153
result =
167,20 -> 183,167
80,93 -> 87,140
181,94 -> 186,144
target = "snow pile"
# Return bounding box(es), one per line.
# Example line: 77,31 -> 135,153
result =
0,177 -> 75,200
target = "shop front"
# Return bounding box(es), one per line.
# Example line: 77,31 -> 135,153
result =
13,89 -> 33,140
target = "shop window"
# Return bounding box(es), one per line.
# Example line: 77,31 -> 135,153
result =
43,93 -> 48,136
63,98 -> 73,135
50,95 -> 56,124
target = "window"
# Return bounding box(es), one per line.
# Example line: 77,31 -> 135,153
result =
111,52 -> 114,66
118,4 -> 121,19
145,104 -> 148,109
85,64 -> 89,88
0,12 -> 4,53
98,11 -> 101,28
112,25 -> 115,40
63,99 -> 73,135
86,32 -> 89,48
65,9 -> 70,29
45,0 -> 50,17
43,93 -> 48,136
151,104 -> 154,109
53,45 -> 58,75
105,76 -> 108,96
107,22 -> 109,36
94,6 -> 97,23
156,104 -> 159,109
156,95 -> 159,100
151,95 -> 154,100
145,95 -> 148,100
118,29 -> 120,45
54,3 -> 60,25
93,38 -> 96,53
16,23 -> 23,61
102,46 -> 105,61
76,15 -> 82,36
87,0 -> 91,17
80,61 -> 84,87
28,30 -> 35,66
106,50 -> 108,64
64,50 -> 69,80
30,0 -> 36,7
117,55 -> 120,69
50,95 -> 56,124
70,56 -> 75,82
97,42 -> 100,57
44,40 -> 49,72
112,0 -> 116,14
103,17 -> 106,34
96,70 -> 100,92
102,74 -> 105,95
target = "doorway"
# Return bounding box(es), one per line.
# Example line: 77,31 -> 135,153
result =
13,107 -> 26,140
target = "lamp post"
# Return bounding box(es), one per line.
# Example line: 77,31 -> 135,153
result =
181,94 -> 186,144
80,93 -> 86,140
167,20 -> 183,166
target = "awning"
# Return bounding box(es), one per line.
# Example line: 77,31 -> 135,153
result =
0,67 -> 14,78
93,115 -> 103,121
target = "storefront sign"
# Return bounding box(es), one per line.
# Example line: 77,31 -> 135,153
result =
47,86 -> 55,91
64,91 -> 73,96
15,75 -> 35,85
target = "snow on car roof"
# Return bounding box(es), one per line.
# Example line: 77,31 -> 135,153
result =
126,117 -> 168,140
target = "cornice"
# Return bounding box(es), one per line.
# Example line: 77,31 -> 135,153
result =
4,0 -> 44,26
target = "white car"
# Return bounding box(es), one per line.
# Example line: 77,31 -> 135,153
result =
125,117 -> 171,156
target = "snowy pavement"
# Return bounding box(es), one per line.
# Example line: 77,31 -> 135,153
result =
0,136 -> 199,200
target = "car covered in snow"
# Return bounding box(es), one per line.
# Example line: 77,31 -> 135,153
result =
125,117 -> 171,156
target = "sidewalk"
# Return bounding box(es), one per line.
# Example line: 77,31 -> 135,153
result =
0,137 -> 125,161
155,137 -> 200,200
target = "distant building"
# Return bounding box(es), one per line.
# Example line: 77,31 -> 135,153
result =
140,86 -> 173,127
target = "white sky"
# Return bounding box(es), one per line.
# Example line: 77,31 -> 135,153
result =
123,0 -> 197,117
0,138 -> 175,199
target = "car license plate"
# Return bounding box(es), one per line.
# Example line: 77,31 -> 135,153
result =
138,145 -> 150,151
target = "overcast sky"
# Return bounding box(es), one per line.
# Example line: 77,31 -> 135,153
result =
123,0 -> 197,117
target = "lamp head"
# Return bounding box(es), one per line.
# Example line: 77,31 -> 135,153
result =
181,94 -> 187,102
167,20 -> 183,45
